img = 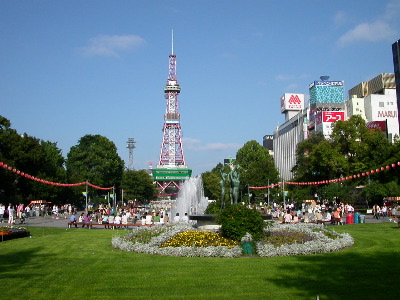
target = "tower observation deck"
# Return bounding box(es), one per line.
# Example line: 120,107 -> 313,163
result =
152,35 -> 192,194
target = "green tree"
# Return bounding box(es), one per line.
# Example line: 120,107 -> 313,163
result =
66,134 -> 124,198
331,115 -> 392,174
121,170 -> 156,204
235,140 -> 280,202
0,116 -> 66,203
201,171 -> 220,201
292,115 -> 396,204
292,132 -> 326,182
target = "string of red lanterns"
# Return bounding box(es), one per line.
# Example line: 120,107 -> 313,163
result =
0,161 -> 113,190
249,161 -> 400,189
3,160 -> 398,192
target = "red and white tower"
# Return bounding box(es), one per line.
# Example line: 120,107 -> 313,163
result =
152,33 -> 192,194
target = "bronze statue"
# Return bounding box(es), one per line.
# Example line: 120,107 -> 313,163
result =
229,165 -> 240,204
219,166 -> 228,209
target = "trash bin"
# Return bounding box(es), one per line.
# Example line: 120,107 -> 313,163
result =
359,214 -> 365,223
354,213 -> 360,224
346,213 -> 354,224
241,242 -> 255,255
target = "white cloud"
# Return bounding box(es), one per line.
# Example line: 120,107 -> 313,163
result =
78,34 -> 145,57
337,1 -> 399,48
337,20 -> 397,47
183,137 -> 241,151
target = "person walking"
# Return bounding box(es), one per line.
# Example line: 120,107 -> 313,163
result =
372,204 -> 380,219
7,203 -> 15,225
0,203 -> 5,223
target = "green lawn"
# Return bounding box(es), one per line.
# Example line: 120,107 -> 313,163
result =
1,223 -> 399,300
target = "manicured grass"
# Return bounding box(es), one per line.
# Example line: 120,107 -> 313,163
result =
1,223 -> 399,299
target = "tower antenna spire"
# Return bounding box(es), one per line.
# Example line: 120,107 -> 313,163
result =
171,29 -> 174,55
152,33 -> 192,194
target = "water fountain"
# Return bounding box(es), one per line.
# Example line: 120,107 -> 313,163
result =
170,176 -> 209,220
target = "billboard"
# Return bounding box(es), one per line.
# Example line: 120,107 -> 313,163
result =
281,93 -> 304,112
224,158 -> 235,165
309,81 -> 344,89
366,121 -> 387,131
315,111 -> 344,125
315,111 -> 345,137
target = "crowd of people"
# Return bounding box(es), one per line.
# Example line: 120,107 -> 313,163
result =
260,201 -> 353,224
266,201 -> 400,224
0,202 -> 79,225
67,204 -> 191,228
2,200 -> 399,228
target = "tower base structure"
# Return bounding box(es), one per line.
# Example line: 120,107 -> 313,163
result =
152,167 -> 192,195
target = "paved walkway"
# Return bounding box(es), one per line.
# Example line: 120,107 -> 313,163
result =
4,212 -> 395,229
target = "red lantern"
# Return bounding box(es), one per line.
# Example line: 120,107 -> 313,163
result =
0,162 -> 3,167
3,163 -> 8,168
8,166 -> 12,170
366,171 -> 370,175
386,165 -> 390,170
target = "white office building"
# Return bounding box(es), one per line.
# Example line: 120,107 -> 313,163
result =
347,73 -> 399,141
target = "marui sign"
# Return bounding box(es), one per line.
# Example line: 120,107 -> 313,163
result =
377,111 -> 397,118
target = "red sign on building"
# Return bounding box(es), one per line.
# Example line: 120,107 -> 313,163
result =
322,111 -> 344,123
366,121 -> 387,131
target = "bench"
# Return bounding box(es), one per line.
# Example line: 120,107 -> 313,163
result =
67,222 -> 154,229
316,219 -> 338,225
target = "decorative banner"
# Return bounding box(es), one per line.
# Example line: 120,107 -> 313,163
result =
0,161 -> 113,190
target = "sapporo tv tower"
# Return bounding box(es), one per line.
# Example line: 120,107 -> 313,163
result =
152,32 -> 192,195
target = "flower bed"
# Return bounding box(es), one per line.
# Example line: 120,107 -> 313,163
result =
0,226 -> 30,242
112,224 -> 242,258
112,223 -> 353,258
256,223 -> 354,257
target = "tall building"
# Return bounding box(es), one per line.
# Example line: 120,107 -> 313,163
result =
273,93 -> 307,181
393,39 -> 400,127
152,36 -> 192,194
273,77 -> 345,180
262,135 -> 274,157
347,73 -> 399,141
308,76 -> 345,138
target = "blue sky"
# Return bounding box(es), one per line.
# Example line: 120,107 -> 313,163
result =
1,0 -> 399,176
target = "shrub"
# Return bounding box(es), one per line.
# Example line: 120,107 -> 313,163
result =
216,204 -> 265,241
204,200 -> 232,214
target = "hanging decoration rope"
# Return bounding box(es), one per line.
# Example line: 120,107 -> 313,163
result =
249,161 -> 400,189
0,161 -> 113,190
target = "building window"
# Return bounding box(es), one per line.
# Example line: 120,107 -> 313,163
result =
379,102 -> 384,107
